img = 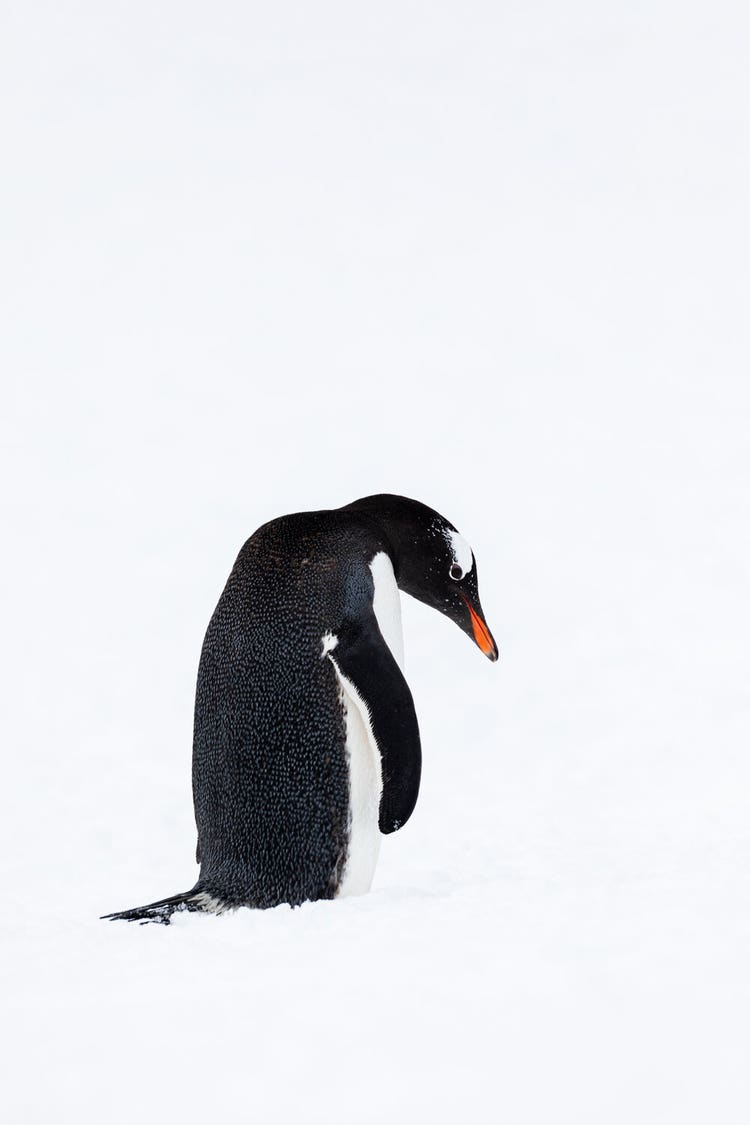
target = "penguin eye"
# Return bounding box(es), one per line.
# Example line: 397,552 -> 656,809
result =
449,564 -> 463,581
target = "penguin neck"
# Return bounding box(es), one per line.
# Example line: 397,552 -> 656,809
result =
342,494 -> 438,589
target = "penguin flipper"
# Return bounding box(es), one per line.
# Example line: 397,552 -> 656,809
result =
330,615 -> 422,834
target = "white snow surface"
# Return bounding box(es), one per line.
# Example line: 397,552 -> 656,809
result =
2,2 -> 750,1122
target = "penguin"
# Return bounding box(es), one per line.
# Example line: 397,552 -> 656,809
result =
103,494 -> 497,924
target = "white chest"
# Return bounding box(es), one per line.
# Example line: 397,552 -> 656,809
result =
369,551 -> 404,669
335,551 -> 403,897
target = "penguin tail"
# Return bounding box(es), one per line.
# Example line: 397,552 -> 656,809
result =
101,886 -> 221,926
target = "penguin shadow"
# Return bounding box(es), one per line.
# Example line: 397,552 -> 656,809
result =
365,870 -> 461,905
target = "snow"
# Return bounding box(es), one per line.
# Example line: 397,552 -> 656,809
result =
2,1 -> 749,1121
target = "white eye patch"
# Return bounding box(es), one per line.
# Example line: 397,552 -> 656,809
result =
444,527 -> 473,580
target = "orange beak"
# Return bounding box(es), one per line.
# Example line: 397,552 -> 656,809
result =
462,594 -> 498,661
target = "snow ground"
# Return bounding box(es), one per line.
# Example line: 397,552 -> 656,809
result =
2,2 -> 749,1122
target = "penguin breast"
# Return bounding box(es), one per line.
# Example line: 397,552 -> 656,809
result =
334,550 -> 404,897
369,551 -> 404,668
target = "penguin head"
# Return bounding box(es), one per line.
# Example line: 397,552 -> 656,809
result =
345,495 -> 498,662
396,510 -> 499,663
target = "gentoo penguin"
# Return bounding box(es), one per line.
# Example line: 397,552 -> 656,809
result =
103,494 -> 497,924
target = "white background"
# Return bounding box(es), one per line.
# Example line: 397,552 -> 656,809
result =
2,2 -> 749,1122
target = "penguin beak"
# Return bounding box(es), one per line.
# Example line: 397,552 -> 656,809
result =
461,594 -> 498,662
